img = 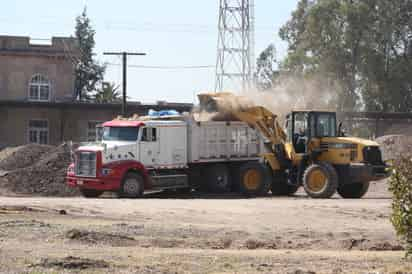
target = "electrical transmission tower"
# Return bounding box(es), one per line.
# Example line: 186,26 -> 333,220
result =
215,0 -> 255,92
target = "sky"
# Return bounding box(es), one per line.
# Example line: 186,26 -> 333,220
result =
0,0 -> 299,103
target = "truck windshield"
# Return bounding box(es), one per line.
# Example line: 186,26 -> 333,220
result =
102,127 -> 139,141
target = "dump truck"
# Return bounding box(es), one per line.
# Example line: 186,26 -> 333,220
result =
66,112 -> 266,198
67,92 -> 389,199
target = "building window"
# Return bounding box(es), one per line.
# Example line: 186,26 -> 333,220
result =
28,120 -> 49,144
87,121 -> 103,142
29,74 -> 50,101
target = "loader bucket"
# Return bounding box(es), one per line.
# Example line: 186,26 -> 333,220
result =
197,92 -> 253,113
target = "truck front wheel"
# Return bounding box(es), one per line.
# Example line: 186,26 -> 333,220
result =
119,172 -> 144,198
337,182 -> 370,199
80,189 -> 103,198
238,162 -> 272,196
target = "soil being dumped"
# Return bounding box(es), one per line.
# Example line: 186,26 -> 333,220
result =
0,144 -> 78,197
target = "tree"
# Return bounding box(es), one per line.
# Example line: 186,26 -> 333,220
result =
278,0 -> 412,112
94,82 -> 121,103
255,44 -> 278,90
390,157 -> 412,256
74,8 -> 105,101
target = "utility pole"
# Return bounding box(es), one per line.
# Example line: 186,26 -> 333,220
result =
103,51 -> 146,115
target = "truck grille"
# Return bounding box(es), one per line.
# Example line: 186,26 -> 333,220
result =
75,151 -> 97,177
363,146 -> 383,165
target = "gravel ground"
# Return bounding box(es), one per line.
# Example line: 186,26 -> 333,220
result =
0,193 -> 410,274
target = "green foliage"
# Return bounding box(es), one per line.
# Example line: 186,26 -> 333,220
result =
255,44 -> 279,90
390,158 -> 412,257
74,8 -> 105,100
278,0 -> 412,112
94,82 -> 121,103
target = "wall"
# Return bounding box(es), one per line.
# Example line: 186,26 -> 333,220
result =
0,36 -> 79,102
0,103 -> 193,146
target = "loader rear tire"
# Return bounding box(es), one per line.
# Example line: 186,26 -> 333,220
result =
238,162 -> 271,196
337,181 -> 370,199
204,164 -> 231,193
303,163 -> 338,199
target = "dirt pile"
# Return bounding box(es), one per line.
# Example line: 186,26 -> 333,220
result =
0,144 -> 55,170
0,144 -> 78,197
375,135 -> 412,161
66,229 -> 136,247
31,256 -> 110,270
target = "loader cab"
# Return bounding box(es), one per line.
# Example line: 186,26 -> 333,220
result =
285,111 -> 337,153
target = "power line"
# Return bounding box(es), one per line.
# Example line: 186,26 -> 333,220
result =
0,17 -> 279,34
103,51 -> 147,115
106,63 -> 214,70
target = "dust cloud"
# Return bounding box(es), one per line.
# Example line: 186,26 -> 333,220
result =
193,75 -> 340,122
243,75 -> 340,121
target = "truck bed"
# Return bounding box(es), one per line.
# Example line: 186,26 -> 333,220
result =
187,120 -> 263,163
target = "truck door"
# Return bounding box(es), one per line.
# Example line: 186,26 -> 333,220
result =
139,127 -> 159,167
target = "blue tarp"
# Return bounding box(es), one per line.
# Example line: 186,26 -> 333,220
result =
148,109 -> 180,117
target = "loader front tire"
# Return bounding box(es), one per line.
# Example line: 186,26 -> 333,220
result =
303,163 -> 338,199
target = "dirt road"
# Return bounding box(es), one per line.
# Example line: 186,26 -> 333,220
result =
0,192 -> 410,273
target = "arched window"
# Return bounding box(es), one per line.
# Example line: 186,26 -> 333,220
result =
29,74 -> 50,101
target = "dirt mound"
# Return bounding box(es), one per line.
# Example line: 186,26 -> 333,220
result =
0,144 -> 78,197
0,144 -> 54,171
31,256 -> 110,270
375,135 -> 412,161
66,229 -> 137,247
341,238 -> 404,251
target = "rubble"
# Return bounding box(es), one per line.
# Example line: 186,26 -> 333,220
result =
375,135 -> 412,161
0,144 -> 78,197
0,144 -> 54,170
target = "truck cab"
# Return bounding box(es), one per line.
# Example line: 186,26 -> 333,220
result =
67,119 -> 189,198
101,120 -> 187,168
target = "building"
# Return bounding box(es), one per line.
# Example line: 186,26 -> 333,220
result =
0,35 -> 192,147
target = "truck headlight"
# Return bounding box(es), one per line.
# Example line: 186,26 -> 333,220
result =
67,165 -> 74,174
102,168 -> 112,176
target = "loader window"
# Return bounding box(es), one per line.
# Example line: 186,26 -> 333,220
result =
293,113 -> 309,153
316,114 -> 337,137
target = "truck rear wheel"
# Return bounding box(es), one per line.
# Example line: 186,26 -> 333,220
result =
338,182 -> 370,199
238,162 -> 271,196
271,172 -> 299,196
119,172 -> 144,198
80,189 -> 103,198
205,164 -> 231,193
303,163 -> 338,199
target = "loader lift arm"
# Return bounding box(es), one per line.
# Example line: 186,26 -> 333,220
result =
198,93 -> 287,147
198,93 -> 289,170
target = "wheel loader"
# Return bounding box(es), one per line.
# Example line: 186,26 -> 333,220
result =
198,92 -> 389,199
